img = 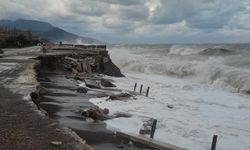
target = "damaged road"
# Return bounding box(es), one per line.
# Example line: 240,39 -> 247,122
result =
0,45 -> 157,150
0,46 -> 92,150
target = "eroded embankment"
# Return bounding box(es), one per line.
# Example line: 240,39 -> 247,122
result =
35,54 -> 157,150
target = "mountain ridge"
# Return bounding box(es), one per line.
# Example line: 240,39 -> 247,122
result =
0,19 -> 101,44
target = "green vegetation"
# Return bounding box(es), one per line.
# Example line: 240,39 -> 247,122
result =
0,34 -> 40,48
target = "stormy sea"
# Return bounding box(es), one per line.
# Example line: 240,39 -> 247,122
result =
90,44 -> 250,150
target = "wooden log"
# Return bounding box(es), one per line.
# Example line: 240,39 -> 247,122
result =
211,135 -> 218,150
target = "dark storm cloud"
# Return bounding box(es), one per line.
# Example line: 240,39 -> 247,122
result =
145,0 -> 246,29
0,0 -> 250,43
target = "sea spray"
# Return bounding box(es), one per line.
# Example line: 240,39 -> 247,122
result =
109,44 -> 250,94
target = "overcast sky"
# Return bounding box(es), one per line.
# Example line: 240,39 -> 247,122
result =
1,0 -> 250,43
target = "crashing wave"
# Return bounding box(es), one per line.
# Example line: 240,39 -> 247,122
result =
198,48 -> 235,56
210,69 -> 250,94
168,45 -> 203,55
117,60 -> 195,77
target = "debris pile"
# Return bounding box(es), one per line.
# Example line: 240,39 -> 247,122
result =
38,43 -> 124,77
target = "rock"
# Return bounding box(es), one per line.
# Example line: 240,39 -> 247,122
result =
73,76 -> 84,81
50,141 -> 62,146
85,79 -> 101,89
30,92 -> 40,110
139,127 -> 151,135
106,93 -> 131,101
76,87 -> 88,93
72,68 -> 78,74
167,104 -> 174,109
81,106 -> 110,121
100,78 -> 116,87
128,141 -> 133,147
103,108 -> 109,114
36,85 -> 50,94
106,95 -> 119,101
117,140 -> 125,149
102,60 -> 125,77
117,144 -> 124,149
139,118 -> 154,135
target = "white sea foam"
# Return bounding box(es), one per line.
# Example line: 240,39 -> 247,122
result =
91,44 -> 250,150
109,45 -> 250,93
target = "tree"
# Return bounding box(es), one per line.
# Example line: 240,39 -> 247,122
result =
16,34 -> 29,46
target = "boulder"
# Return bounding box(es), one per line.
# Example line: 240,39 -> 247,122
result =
167,104 -> 174,109
106,93 -> 131,101
101,78 -> 116,87
139,118 -> 154,135
76,87 -> 88,93
85,79 -> 101,89
81,106 -> 110,121
30,92 -> 40,110
36,85 -> 51,94
73,76 -> 84,81
102,60 -> 125,77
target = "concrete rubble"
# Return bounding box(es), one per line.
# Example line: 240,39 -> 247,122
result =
139,118 -> 155,135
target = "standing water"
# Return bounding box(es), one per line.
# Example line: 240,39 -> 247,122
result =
89,44 -> 250,150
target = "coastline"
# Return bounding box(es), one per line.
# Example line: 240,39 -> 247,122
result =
0,46 -> 92,150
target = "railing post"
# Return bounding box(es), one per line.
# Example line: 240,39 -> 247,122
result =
134,83 -> 137,92
146,86 -> 150,97
211,135 -> 218,150
150,119 -> 157,139
139,84 -> 143,94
